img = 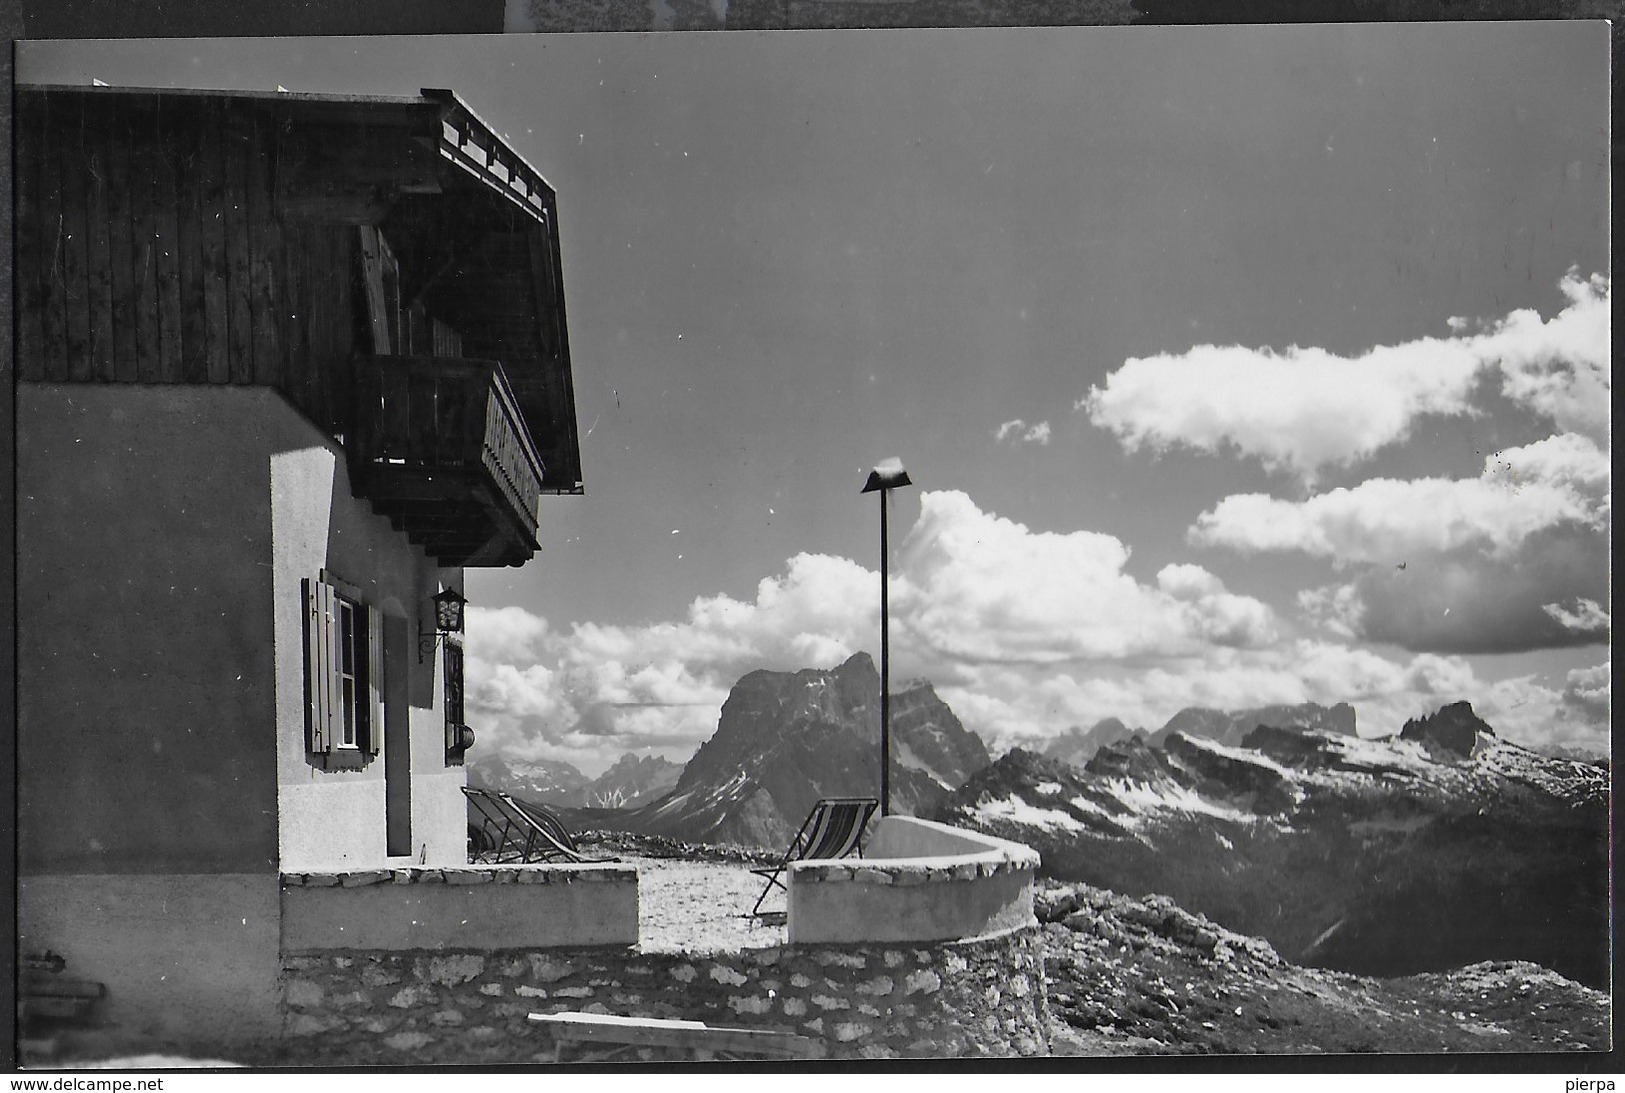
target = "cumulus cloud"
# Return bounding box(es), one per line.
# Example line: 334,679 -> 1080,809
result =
1191,433 -> 1609,564
466,490 -> 1607,770
1480,270 -> 1611,445
1079,273 -> 1609,481
1293,520 -> 1608,654
1543,598 -> 1610,635
1194,432 -> 1609,655
1558,661 -> 1610,726
950,638 -> 1605,756
897,491 -> 1280,664
466,491 -> 1282,768
995,418 -> 1052,445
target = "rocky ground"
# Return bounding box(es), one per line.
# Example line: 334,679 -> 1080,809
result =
1038,880 -> 1612,1056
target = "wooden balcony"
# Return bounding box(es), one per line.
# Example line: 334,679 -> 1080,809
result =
347,355 -> 546,567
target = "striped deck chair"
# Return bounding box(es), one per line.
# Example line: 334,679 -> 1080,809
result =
463,786 -> 619,864
749,797 -> 879,921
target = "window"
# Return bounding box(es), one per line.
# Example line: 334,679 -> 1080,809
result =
443,640 -> 474,766
303,575 -> 383,769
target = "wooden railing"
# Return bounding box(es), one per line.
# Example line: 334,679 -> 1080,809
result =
349,355 -> 546,541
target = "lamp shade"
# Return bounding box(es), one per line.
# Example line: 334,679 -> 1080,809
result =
861,458 -> 912,493
432,587 -> 467,633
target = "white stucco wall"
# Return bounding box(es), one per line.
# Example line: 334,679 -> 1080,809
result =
269,420 -> 467,871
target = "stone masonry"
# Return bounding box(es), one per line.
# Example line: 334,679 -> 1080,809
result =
278,927 -> 1049,1063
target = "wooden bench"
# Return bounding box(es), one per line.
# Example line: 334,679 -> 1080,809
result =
528,1011 -> 819,1062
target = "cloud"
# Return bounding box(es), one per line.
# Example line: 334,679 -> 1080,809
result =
1295,520 -> 1609,654
945,638 -> 1606,756
1480,270 -> 1611,445
897,491 -> 1280,664
995,418 -> 1052,445
467,605 -> 553,666
1194,433 -> 1609,655
1542,598 -> 1610,635
466,491 -> 1607,771
1079,273 -> 1609,481
466,491 -> 1280,768
1558,661 -> 1610,726
1190,433 -> 1609,563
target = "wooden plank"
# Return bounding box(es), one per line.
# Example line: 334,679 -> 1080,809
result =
406,370 -> 438,464
58,97 -> 92,383
105,105 -> 139,382
32,99 -> 69,379
308,227 -> 340,430
130,99 -> 164,383
149,97 -> 184,383
436,364 -> 467,465
83,107 -> 117,381
247,110 -> 283,386
281,221 -> 311,418
357,226 -> 393,354
15,97 -> 46,380
526,1013 -> 816,1059
198,115 -> 230,384
333,227 -> 358,423
173,108 -> 208,383
381,363 -> 411,462
223,114 -> 255,385
297,224 -> 322,423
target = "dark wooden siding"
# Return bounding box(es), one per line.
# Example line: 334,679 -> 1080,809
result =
16,93 -> 357,432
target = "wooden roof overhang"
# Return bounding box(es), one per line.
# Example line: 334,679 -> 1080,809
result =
17,83 -> 583,496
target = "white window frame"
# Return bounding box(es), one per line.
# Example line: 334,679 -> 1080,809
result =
303,572 -> 384,770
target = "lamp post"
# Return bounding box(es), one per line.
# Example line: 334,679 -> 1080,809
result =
861,458 -> 912,816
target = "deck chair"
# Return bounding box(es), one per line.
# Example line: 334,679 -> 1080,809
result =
463,786 -> 619,864
749,797 -> 878,921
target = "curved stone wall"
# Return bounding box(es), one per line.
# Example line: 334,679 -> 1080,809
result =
277,926 -> 1048,1063
787,816 -> 1040,944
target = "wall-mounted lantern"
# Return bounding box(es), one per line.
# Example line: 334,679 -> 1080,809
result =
419,586 -> 467,663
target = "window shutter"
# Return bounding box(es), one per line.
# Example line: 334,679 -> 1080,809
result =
303,578 -> 332,753
364,603 -> 385,755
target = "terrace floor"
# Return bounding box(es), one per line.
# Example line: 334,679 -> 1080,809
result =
629,856 -> 788,953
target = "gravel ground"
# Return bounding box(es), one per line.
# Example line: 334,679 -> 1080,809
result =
630,856 -> 788,953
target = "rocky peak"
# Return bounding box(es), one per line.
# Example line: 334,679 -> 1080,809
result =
635,653 -> 989,847
1045,717 -> 1142,767
1086,733 -> 1165,781
1151,701 -> 1357,749
1400,701 -> 1496,760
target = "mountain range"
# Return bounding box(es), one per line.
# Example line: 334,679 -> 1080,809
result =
1043,701 -> 1358,767
468,750 -> 682,810
474,654 -> 1607,994
560,652 -> 990,848
935,701 -> 1609,988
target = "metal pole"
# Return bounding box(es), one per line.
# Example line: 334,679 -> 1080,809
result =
879,488 -> 890,816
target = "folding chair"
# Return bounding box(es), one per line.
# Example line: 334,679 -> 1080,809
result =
749,797 -> 878,921
463,786 -> 619,864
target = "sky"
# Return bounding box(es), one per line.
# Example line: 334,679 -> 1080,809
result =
21,24 -> 1611,774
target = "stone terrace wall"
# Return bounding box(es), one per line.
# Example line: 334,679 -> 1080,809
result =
280,926 -> 1048,1063
790,816 -> 1039,944
281,865 -> 639,950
